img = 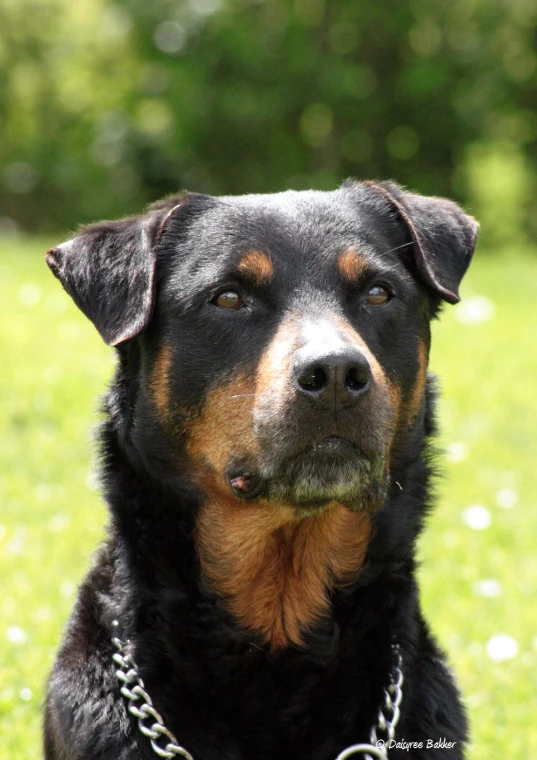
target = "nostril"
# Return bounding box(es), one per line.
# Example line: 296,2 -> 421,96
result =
297,366 -> 327,393
294,350 -> 372,406
345,366 -> 370,394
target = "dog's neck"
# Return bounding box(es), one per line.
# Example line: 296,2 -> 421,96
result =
196,493 -> 371,651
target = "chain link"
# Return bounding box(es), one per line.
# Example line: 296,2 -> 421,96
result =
112,621 -> 402,760
112,623 -> 194,759
335,646 -> 404,760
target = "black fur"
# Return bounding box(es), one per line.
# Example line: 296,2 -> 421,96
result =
44,181 -> 478,760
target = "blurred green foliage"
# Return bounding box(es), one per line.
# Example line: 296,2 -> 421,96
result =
1,0 -> 537,243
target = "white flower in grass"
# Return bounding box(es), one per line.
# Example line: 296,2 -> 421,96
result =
496,488 -> 518,509
48,512 -> 70,532
60,582 -> 75,598
462,505 -> 491,530
473,579 -> 502,598
6,626 -> 27,644
446,442 -> 468,463
455,296 -> 495,324
486,635 -> 518,662
18,282 -> 42,307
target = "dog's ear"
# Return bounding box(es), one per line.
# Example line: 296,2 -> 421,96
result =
46,196 -> 191,346
363,180 -> 479,304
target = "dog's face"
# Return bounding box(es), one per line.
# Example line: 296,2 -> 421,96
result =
46,182 -> 478,517
154,191 -> 426,515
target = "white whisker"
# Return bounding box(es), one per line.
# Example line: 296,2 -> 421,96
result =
381,241 -> 414,255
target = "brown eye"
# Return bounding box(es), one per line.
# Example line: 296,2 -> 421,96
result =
212,290 -> 244,310
367,285 -> 391,306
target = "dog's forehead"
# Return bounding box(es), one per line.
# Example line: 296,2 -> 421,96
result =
201,189 -> 394,255
163,188 -> 405,294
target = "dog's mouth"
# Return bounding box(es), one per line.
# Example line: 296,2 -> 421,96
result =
226,436 -> 389,512
311,435 -> 358,454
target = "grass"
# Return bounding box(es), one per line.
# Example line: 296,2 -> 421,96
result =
1,235 -> 536,759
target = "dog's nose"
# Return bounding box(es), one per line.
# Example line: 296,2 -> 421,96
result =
293,349 -> 372,410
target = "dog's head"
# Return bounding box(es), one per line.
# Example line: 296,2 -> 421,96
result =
47,181 -> 478,647
47,181 -> 477,516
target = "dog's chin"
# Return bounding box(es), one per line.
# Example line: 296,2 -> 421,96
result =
260,439 -> 389,513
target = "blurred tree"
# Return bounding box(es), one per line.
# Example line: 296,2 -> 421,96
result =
0,0 -> 536,244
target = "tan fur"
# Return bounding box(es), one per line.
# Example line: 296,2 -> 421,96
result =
405,337 -> 428,427
387,381 -> 402,431
337,248 -> 368,283
237,250 -> 274,285
150,345 -> 172,420
196,493 -> 371,650
187,372 -> 260,476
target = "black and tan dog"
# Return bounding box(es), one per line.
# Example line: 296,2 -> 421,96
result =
44,180 -> 478,760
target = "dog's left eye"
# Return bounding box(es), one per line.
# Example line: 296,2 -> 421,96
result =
367,285 -> 391,306
211,290 -> 245,310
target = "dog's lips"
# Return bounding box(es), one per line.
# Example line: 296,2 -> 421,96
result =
286,435 -> 363,468
223,435 -> 386,510
223,435 -> 383,511
311,436 -> 358,455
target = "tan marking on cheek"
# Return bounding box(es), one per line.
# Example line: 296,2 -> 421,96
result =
388,381 -> 402,429
196,499 -> 371,651
187,371 -> 259,477
150,345 -> 172,419
405,337 -> 428,427
187,318 -> 299,485
237,250 -> 273,285
337,248 -> 369,283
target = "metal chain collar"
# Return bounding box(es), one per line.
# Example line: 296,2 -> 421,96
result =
334,646 -> 404,760
112,622 -> 194,759
112,621 -> 403,760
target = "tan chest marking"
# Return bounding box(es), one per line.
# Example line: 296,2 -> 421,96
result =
196,496 -> 371,651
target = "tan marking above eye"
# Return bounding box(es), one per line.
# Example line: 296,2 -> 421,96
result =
237,250 -> 273,285
213,291 -> 244,309
337,248 -> 368,283
367,285 -> 391,305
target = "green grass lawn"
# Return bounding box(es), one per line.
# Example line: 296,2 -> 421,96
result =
1,235 -> 536,759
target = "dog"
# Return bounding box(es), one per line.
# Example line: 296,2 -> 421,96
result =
43,179 -> 478,760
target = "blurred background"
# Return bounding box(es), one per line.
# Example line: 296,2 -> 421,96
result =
1,0 -> 537,246
1,1 -> 536,758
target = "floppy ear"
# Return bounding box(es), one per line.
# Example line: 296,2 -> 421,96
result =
364,180 -> 479,304
45,197 -> 187,346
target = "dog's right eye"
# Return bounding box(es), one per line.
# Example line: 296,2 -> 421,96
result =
211,290 -> 245,310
